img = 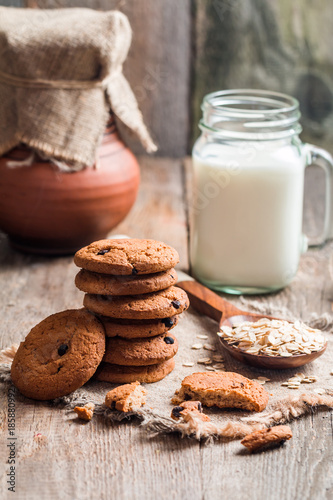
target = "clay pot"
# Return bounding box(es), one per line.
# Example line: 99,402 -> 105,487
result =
0,120 -> 140,254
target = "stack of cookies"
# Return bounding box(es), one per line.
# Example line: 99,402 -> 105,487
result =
74,239 -> 189,384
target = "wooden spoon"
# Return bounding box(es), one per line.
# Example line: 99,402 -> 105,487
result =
177,280 -> 327,370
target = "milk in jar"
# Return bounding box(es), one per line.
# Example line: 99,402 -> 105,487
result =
190,90 -> 333,294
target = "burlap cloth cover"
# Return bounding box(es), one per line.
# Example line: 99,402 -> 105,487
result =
0,7 -> 156,168
1,292 -> 333,442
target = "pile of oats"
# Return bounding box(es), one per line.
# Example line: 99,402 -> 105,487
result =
218,318 -> 326,357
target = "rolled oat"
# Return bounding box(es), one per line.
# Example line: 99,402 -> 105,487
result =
218,319 -> 325,357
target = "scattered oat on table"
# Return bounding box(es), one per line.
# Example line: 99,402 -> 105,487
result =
203,344 -> 216,352
191,343 -> 203,350
197,357 -> 212,365
253,379 -> 267,385
313,388 -> 326,395
183,362 -> 195,367
219,319 -> 325,357
281,373 -> 318,389
197,334 -> 209,340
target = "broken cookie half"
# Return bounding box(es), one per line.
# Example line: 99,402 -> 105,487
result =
172,372 -> 269,412
105,381 -> 147,412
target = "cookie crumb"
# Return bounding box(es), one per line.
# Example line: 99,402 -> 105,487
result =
171,401 -> 210,422
74,403 -> 95,421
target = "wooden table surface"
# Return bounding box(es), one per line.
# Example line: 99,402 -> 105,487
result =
1,157 -> 332,500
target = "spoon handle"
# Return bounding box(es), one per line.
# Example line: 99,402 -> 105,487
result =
176,280 -> 243,323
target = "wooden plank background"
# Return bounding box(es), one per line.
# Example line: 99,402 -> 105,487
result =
2,0 -> 332,155
1,2 -> 333,498
192,0 -> 333,151
23,0 -> 192,157
0,159 -> 332,500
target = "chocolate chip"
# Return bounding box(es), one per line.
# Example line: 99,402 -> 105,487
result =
161,317 -> 174,327
171,406 -> 184,419
184,393 -> 191,401
110,401 -> 116,410
171,300 -> 181,309
131,267 -> 138,276
164,336 -> 174,344
97,249 -> 110,255
58,344 -> 68,356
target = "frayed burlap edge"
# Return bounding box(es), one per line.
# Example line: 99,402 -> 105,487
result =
51,391 -> 333,443
1,343 -> 333,443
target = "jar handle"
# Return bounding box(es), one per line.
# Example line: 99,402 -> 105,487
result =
304,143 -> 333,247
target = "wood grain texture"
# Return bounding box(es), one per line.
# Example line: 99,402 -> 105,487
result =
115,157 -> 189,270
0,157 -> 333,500
0,0 -> 23,5
192,0 -> 333,153
177,279 -> 246,322
0,157 -> 196,500
23,0 -> 192,157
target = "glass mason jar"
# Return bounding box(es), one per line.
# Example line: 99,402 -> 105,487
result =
190,89 -> 333,294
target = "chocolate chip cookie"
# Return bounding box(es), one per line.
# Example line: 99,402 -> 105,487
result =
11,309 -> 106,400
99,315 -> 179,339
83,286 -> 189,319
95,358 -> 175,384
103,333 -> 178,366
74,239 -> 179,275
75,268 -> 178,295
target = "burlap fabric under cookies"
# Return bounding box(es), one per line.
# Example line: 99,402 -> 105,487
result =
0,7 -> 156,169
1,302 -> 333,442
